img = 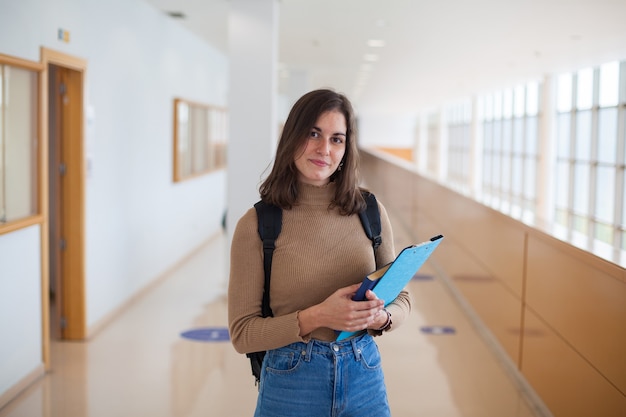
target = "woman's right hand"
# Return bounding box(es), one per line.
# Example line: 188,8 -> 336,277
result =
297,283 -> 384,336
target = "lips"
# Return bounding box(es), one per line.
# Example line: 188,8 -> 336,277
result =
310,159 -> 329,167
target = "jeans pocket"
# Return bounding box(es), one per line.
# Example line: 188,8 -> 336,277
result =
265,348 -> 303,375
358,341 -> 383,371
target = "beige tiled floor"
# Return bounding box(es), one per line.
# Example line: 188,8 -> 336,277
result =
0,225 -> 552,417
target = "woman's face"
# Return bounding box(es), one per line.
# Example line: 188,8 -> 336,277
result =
294,110 -> 347,186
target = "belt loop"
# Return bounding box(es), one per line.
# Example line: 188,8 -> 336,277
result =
303,340 -> 314,362
350,337 -> 362,361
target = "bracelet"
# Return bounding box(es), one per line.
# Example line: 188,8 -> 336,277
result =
376,309 -> 392,332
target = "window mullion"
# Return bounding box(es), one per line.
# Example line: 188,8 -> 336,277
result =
588,68 -> 600,249
567,73 -> 578,242
614,62 -> 626,256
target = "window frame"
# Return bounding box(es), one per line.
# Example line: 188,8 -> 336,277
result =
445,99 -> 472,195
172,97 -> 228,182
0,53 -> 44,235
554,61 -> 626,261
479,83 -> 541,222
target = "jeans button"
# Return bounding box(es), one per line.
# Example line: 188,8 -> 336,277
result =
333,345 -> 339,352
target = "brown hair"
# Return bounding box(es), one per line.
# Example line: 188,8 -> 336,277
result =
259,89 -> 366,215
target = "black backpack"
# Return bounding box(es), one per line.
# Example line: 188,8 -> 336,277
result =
246,191 -> 382,385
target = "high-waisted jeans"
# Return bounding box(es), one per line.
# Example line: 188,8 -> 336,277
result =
253,333 -> 391,417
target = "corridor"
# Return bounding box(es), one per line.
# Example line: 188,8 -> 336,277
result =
0,215 -> 551,417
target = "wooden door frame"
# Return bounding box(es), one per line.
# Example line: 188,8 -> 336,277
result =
40,47 -> 87,368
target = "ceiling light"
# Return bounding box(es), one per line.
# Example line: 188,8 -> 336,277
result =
166,11 -> 186,19
367,40 -> 386,48
364,54 -> 379,62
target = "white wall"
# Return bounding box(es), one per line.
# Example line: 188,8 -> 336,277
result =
357,111 -> 419,149
0,0 -> 228,401
0,226 -> 42,398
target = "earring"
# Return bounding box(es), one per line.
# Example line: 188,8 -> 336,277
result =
338,162 -> 344,171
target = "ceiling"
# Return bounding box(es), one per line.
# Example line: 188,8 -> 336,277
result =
143,0 -> 626,115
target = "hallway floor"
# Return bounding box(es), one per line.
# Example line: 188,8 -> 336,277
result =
0,220 -> 552,417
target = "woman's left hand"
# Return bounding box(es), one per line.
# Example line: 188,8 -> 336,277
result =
364,290 -> 390,330
297,284 -> 384,336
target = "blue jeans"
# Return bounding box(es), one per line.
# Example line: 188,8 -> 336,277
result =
254,333 -> 391,417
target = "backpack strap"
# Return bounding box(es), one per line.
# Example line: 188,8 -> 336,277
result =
254,200 -> 282,318
358,191 -> 382,254
245,201 -> 281,386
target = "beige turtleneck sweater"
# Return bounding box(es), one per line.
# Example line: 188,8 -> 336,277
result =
228,182 -> 411,354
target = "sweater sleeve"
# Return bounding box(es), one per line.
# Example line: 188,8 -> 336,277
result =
369,200 -> 412,336
227,208 -> 306,354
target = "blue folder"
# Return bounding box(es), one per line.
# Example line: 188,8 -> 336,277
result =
336,234 -> 444,341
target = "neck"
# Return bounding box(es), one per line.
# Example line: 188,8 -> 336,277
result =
297,181 -> 335,206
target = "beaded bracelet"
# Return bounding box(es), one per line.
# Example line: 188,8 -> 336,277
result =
376,308 -> 392,332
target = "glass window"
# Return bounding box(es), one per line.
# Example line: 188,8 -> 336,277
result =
556,114 -> 571,158
555,161 -> 569,208
623,184 -> 626,230
599,61 -> 619,107
484,94 -> 493,120
503,89 -> 513,119
426,113 -> 440,176
595,165 -> 614,224
512,155 -> 522,195
526,82 -> 539,116
598,108 -> 617,164
557,73 -> 573,113
173,98 -> 228,182
483,153 -> 492,187
620,109 -> 626,165
479,82 -> 541,217
493,120 -> 502,152
493,91 -> 503,119
526,117 -> 538,155
502,139 -> 511,192
573,163 -> 589,215
445,100 -> 472,193
552,60 -> 625,264
573,214 -> 589,235
462,62 -> 626,263
484,121 -> 493,151
513,119 -> 524,153
514,85 -> 525,118
555,208 -> 568,229
524,159 -> 537,199
576,67 -> 594,110
575,111 -> 592,161
594,223 -> 612,246
0,64 -> 38,224
502,120 -> 512,154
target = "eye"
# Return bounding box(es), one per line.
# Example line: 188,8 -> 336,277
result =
332,136 -> 345,144
309,130 -> 320,139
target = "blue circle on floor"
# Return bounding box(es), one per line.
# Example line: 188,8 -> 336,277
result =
412,273 -> 434,281
180,327 -> 230,342
420,325 -> 456,335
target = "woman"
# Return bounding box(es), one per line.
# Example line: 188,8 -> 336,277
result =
228,89 -> 411,417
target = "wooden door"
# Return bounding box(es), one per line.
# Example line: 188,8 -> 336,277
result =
45,51 -> 86,342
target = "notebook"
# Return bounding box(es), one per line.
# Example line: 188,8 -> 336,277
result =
336,234 -> 444,341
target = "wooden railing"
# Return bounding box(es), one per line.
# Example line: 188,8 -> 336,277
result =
360,148 -> 626,417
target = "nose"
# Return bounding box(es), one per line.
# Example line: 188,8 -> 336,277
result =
317,139 -> 330,155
